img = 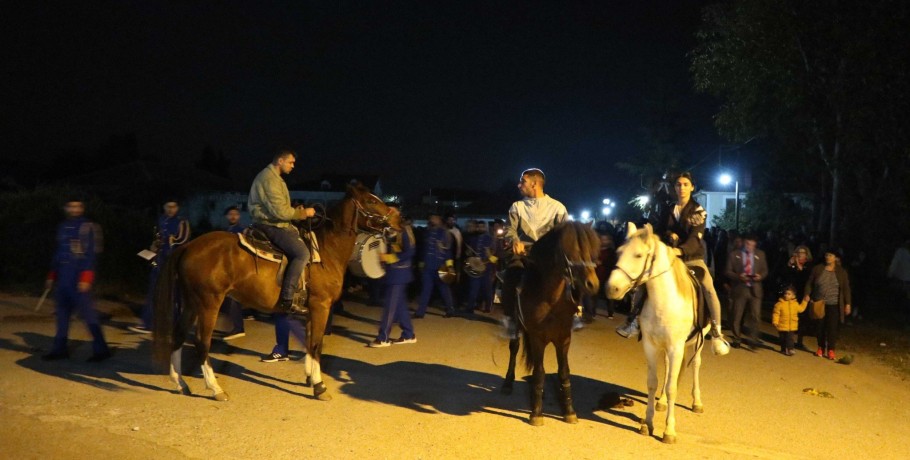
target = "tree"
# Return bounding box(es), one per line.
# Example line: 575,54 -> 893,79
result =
195,146 -> 232,179
711,190 -> 812,235
691,0 -> 910,251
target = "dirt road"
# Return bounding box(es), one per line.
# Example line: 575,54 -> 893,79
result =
1,292 -> 908,459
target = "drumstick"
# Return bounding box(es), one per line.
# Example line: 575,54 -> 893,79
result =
35,288 -> 51,312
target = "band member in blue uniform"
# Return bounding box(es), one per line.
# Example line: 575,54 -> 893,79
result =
465,220 -> 495,311
414,212 -> 455,318
221,206 -> 246,340
130,199 -> 190,334
370,204 -> 417,347
43,197 -> 111,361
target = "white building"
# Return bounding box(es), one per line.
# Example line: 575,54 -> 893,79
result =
693,190 -> 747,229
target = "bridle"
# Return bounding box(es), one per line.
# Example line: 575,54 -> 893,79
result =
612,236 -> 673,296
562,253 -> 597,305
350,196 -> 397,238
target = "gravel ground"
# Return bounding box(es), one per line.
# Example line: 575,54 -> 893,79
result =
1,291 -> 909,459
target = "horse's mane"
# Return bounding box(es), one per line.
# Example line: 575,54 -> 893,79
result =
300,183 -> 374,241
627,227 -> 695,300
529,222 -> 600,272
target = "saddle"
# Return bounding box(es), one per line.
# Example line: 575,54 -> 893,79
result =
237,227 -> 322,296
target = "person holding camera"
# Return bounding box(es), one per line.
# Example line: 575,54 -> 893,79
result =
725,233 -> 769,348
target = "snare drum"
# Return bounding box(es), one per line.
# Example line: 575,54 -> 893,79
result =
463,256 -> 486,278
348,233 -> 387,279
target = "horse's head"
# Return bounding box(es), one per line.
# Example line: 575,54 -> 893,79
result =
607,222 -> 657,300
346,183 -> 401,237
546,222 -> 601,298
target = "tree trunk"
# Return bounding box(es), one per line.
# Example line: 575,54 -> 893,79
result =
829,166 -> 840,247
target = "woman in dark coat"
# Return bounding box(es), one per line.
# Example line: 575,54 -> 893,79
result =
803,251 -> 852,360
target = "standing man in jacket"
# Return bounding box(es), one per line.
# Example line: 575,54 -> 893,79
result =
725,233 -> 769,348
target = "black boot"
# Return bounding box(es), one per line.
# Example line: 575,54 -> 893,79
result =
274,298 -> 309,320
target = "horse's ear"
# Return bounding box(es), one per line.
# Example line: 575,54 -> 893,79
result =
643,223 -> 654,238
626,222 -> 638,240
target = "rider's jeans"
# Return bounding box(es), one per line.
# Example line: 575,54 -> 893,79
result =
256,224 -> 309,300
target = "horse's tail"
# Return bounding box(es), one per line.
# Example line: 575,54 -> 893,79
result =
152,245 -> 187,368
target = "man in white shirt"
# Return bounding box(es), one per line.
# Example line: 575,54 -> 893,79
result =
501,168 -> 568,337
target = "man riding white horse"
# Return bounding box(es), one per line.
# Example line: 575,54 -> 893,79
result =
617,172 -> 730,356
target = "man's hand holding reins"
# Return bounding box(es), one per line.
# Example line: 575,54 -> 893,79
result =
513,241 -> 526,256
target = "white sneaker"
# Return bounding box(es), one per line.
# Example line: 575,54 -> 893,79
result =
712,336 -> 731,356
127,325 -> 152,334
616,318 -> 639,338
368,339 -> 391,348
222,331 -> 246,341
391,337 -> 417,345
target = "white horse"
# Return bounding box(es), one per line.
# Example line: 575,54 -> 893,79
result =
606,222 -> 711,444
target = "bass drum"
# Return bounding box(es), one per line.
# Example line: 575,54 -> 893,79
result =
348,233 -> 387,279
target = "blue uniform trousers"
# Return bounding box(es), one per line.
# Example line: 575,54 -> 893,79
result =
141,266 -> 161,329
256,224 -> 309,301
220,298 -> 244,334
52,286 -> 109,356
465,272 -> 494,310
378,284 -> 414,342
416,267 -> 454,316
271,313 -> 307,356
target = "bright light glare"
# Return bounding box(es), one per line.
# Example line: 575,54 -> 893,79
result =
602,198 -> 610,205
638,195 -> 650,205
580,210 -> 591,221
567,214 -> 575,221
604,208 -> 612,216
719,173 -> 733,186
610,202 -> 616,208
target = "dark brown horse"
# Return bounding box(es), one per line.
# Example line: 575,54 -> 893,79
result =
501,222 -> 601,426
152,184 -> 399,401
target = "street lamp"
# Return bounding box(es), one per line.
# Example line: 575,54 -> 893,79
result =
580,210 -> 591,222
718,173 -> 740,231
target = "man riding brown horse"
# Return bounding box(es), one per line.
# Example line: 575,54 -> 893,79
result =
248,148 -> 317,317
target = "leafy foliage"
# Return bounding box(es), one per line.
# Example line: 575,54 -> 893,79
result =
711,190 -> 812,235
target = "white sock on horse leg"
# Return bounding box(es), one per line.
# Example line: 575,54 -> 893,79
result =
169,349 -> 184,391
201,360 -> 224,395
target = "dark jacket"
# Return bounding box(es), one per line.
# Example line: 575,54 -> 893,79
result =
725,248 -> 769,299
660,199 -> 708,263
804,264 -> 852,323
382,226 -> 416,285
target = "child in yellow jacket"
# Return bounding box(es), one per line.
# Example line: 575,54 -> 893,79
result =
772,286 -> 808,356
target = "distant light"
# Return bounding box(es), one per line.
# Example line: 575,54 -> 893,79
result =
580,210 -> 591,221
610,202 -> 616,208
602,198 -> 611,205
602,207 -> 610,216
719,173 -> 733,186
567,214 -> 575,221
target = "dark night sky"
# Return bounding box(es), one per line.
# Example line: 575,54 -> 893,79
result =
5,1 -> 720,212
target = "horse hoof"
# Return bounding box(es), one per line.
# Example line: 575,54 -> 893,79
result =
213,392 -> 229,402
563,413 -> 578,424
313,382 -> 331,401
529,416 -> 545,427
655,402 -> 668,412
692,404 -> 704,414
639,424 -> 651,436
175,386 -> 191,396
662,434 -> 677,444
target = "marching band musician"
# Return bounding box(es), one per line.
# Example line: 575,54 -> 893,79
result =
369,203 -> 417,347
42,197 -> 111,362
130,199 -> 190,334
413,211 -> 456,318
502,168 -> 568,338
465,220 -> 494,312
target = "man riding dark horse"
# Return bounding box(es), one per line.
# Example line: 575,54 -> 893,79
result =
248,148 -> 316,317
501,168 -> 568,337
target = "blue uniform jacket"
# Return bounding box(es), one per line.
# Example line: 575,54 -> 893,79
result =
155,215 -> 191,260
465,232 -> 493,262
226,223 -> 245,234
420,227 -> 452,271
383,227 -> 416,285
48,217 -> 99,287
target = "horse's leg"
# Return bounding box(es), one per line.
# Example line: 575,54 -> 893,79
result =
194,298 -> 228,401
501,337 -> 519,395
692,343 -> 704,414
656,352 -> 669,412
307,294 -> 333,401
555,335 -> 577,424
528,338 -> 546,427
168,301 -> 194,395
640,340 -> 658,437
662,346 -> 685,444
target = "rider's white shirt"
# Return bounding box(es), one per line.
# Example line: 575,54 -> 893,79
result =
507,194 -> 568,244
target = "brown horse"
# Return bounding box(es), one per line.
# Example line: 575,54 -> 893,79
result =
152,184 -> 399,401
501,222 -> 601,426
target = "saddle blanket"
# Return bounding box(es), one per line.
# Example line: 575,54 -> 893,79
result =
236,232 -> 321,264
